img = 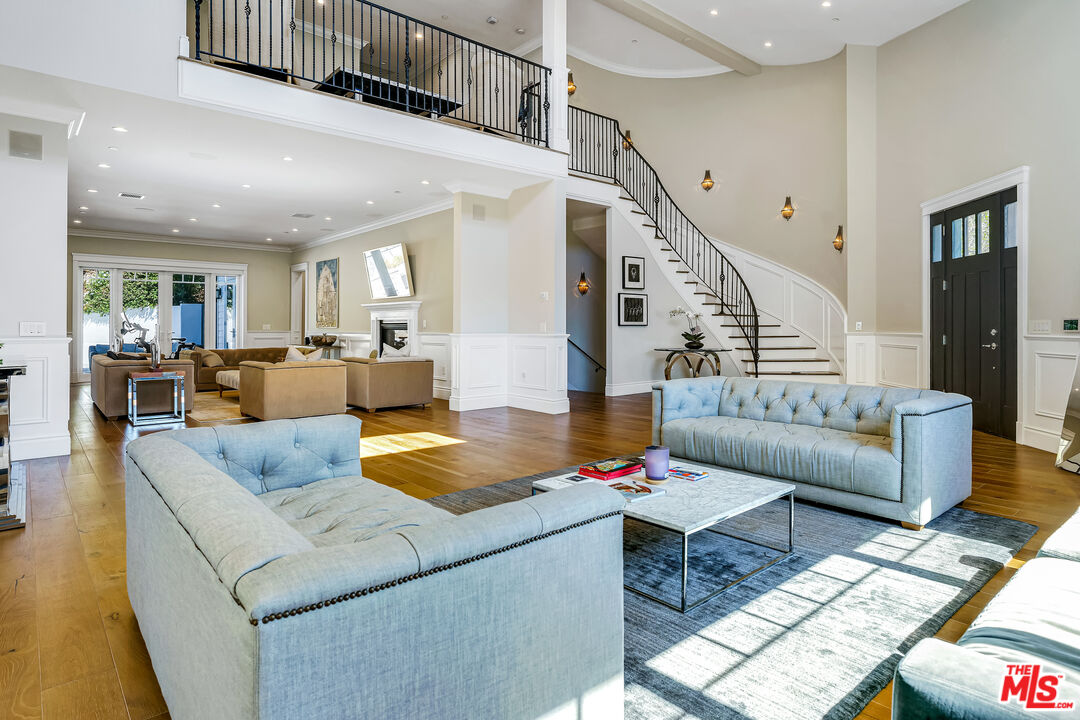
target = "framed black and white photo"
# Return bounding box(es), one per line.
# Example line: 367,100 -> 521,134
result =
622,256 -> 645,290
618,293 -> 648,326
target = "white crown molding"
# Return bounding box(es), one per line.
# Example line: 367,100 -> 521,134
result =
920,166 -> 1030,214
442,181 -> 514,199
510,36 -> 544,59
567,46 -> 731,79
294,199 -> 453,251
0,95 -> 85,138
69,228 -> 295,253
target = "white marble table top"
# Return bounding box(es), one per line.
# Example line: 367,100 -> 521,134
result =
532,459 -> 795,534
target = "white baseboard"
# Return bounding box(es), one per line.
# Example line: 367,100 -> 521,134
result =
449,393 -> 510,412
1020,424 -> 1061,454
433,387 -> 451,400
508,394 -> 570,414
606,381 -> 655,397
12,433 -> 71,461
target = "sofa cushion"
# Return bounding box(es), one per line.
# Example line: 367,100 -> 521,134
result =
1038,508 -> 1080,562
202,351 -> 225,367
258,475 -> 452,546
661,415 -> 901,501
958,557 -> 1080,673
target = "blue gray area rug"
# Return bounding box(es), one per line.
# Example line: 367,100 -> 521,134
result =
427,470 -> 1036,720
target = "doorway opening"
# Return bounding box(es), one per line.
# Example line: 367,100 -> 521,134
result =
566,200 -> 607,393
290,264 -> 307,345
929,187 -> 1018,438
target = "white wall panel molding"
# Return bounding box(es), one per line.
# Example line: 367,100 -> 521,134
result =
245,331 -> 291,347
0,337 -> 72,460
448,333 -> 569,414
843,333 -> 924,389
1022,337 -> 1080,452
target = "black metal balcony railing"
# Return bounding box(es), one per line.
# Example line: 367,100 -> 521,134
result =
191,0 -> 551,146
568,106 -> 760,376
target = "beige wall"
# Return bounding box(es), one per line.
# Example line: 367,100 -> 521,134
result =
875,0 -> 1080,332
67,235 -> 292,333
566,53 -> 848,301
292,209 -> 453,334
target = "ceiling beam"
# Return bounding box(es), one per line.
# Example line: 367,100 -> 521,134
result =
591,0 -> 761,76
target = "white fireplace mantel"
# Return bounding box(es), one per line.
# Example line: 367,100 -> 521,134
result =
363,301 -> 422,356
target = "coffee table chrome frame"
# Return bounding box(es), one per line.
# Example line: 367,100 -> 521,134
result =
624,490 -> 795,613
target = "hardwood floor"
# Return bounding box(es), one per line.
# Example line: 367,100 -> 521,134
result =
0,384 -> 1075,720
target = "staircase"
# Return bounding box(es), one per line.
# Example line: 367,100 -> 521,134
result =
568,106 -> 842,382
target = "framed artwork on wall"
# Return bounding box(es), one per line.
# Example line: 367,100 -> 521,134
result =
622,256 -> 645,290
315,258 -> 339,328
619,293 -> 648,326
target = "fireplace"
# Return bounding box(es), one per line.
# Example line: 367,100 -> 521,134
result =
377,321 -> 408,354
363,300 -> 421,357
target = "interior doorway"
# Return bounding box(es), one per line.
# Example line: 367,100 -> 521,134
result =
290,264 -> 307,345
929,188 -> 1018,438
566,200 -> 607,393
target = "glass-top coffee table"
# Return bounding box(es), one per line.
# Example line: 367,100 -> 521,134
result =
532,461 -> 796,613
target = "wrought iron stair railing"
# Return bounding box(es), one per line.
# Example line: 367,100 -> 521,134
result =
568,106 -> 760,376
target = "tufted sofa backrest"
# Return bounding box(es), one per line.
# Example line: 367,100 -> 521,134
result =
163,415 -> 363,495
659,377 -> 948,438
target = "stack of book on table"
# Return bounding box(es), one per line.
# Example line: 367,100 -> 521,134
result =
573,457 -> 666,502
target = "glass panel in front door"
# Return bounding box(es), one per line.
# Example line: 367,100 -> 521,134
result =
172,274 -> 206,351
121,271 -> 160,352
81,269 -> 111,374
215,276 -> 238,349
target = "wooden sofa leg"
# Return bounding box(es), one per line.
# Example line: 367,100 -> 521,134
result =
366,408 -> 376,414
901,522 -> 925,531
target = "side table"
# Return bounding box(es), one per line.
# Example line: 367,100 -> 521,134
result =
128,371 -> 185,426
654,348 -> 733,380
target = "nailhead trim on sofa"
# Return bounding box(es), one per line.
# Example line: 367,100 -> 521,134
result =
250,509 -> 624,626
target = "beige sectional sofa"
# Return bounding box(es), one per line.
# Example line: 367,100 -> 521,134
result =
184,347 -> 318,391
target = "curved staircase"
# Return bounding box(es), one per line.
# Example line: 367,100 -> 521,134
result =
569,107 -> 842,382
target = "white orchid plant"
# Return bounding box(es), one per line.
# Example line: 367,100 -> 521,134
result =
669,306 -> 705,345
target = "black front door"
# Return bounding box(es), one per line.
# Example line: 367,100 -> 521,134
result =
930,189 -> 1018,438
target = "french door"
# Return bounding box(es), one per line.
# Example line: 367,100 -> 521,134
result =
930,188 -> 1018,438
73,255 -> 247,383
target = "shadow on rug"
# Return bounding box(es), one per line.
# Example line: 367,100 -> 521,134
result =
428,472 -> 1035,720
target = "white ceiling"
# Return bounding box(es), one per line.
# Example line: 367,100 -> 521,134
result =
57,79 -> 542,249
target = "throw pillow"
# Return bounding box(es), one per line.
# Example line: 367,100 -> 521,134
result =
202,351 -> 225,367
305,348 -> 323,361
284,346 -> 306,362
382,343 -> 409,358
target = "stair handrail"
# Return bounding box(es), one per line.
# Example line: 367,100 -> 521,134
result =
568,337 -> 606,373
567,106 -> 759,376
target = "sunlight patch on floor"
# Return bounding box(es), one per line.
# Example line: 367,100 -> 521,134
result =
358,432 -> 465,458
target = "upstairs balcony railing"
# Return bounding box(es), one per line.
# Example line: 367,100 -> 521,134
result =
191,0 -> 551,146
568,106 -> 760,376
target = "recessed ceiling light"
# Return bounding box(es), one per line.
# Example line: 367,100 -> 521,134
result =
821,1 -> 831,6
79,206 -> 89,210
709,8 -> 718,15
188,217 -> 198,222
172,228 -> 180,233
212,202 -> 221,208
291,227 -> 299,232
486,16 -> 497,24
833,17 -> 840,22
241,184 -> 251,189
420,179 -> 430,185
112,126 -> 128,133
266,237 -> 274,242
79,210 -> 87,214
764,41 -> 773,48
87,188 -> 98,193
324,216 -> 332,221
282,156 -> 293,162
98,162 -> 111,169
72,219 -> 82,224
107,146 -> 118,151
514,27 -> 525,35
365,200 -> 374,205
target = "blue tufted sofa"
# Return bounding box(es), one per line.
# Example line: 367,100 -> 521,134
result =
125,415 -> 625,720
652,376 -> 973,528
892,508 -> 1080,718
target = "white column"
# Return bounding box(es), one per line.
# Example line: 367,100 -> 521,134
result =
542,0 -> 569,153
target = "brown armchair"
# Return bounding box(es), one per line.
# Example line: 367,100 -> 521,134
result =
238,360 -> 346,420
90,355 -> 195,420
342,356 -> 433,412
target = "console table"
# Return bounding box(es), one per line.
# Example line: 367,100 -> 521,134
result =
128,371 -> 185,426
0,357 -> 29,531
654,348 -> 732,380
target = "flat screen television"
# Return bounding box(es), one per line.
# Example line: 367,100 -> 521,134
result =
363,243 -> 414,300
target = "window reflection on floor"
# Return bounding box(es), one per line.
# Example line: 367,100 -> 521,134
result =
358,431 -> 465,459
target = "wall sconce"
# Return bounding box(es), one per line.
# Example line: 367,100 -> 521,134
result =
781,196 -> 795,220
700,170 -> 714,192
567,71 -> 576,96
622,131 -> 633,150
833,225 -> 844,252
576,271 -> 592,296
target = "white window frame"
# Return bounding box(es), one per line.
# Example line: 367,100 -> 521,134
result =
71,253 -> 248,382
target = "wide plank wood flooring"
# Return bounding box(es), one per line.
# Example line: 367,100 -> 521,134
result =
0,384 -> 1075,720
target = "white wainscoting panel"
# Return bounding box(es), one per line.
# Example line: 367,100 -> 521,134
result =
338,333 -> 372,358
845,335 -> 876,385
508,335 -> 570,413
417,334 -> 451,399
1,337 -> 71,460
1023,336 -> 1080,451
877,336 -> 922,388
245,331 -> 291,348
789,278 -> 826,347
738,259 -> 786,321
448,333 -> 569,413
